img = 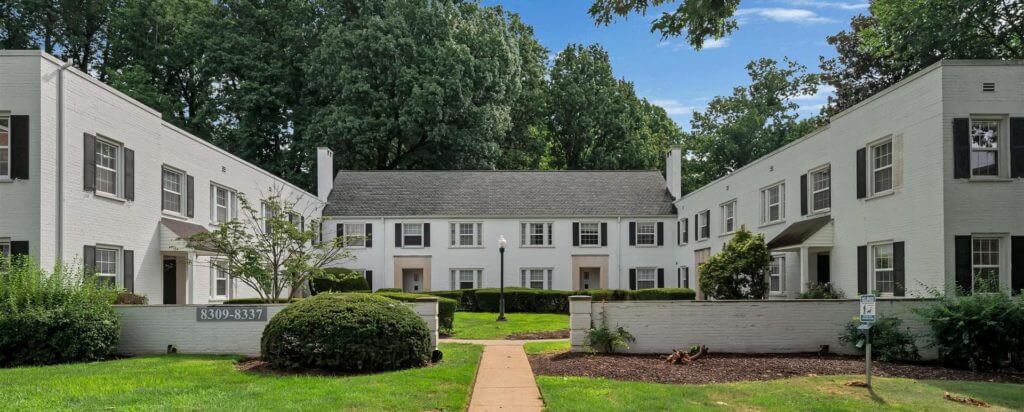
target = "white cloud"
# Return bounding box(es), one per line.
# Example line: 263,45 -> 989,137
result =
786,0 -> 868,10
701,37 -> 731,49
650,99 -> 701,116
658,37 -> 730,51
793,85 -> 836,101
736,8 -> 835,24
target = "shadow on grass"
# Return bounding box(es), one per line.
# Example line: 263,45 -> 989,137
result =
920,379 -> 1024,410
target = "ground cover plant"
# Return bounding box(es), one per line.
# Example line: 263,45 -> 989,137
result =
0,343 -> 482,411
450,312 -> 568,340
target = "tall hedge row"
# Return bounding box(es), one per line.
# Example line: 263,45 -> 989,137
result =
423,287 -> 696,313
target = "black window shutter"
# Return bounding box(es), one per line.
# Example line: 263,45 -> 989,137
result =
657,268 -> 665,288
423,223 -> 431,247
123,148 -> 135,201
628,222 -> 636,246
600,222 -> 608,246
365,270 -> 373,291
953,118 -> 970,179
800,174 -> 808,215
83,133 -> 96,191
893,241 -> 905,296
676,267 -> 681,286
10,241 -> 28,256
337,223 -> 344,238
365,223 -> 373,247
10,115 -> 29,179
395,223 -> 403,247
186,175 -> 194,217
693,214 -> 698,239
656,222 -> 664,246
83,245 -> 96,275
676,221 -> 681,245
629,268 -> 636,290
572,222 -> 580,246
954,236 -> 972,293
1010,117 -> 1024,178
123,250 -> 134,293
857,245 -> 867,294
1011,236 -> 1023,295
856,148 -> 866,198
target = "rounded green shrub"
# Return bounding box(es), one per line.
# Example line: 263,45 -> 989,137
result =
310,268 -> 370,294
261,293 -> 431,372
838,315 -> 920,362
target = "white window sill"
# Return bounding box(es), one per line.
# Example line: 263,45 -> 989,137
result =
719,231 -> 735,238
209,297 -> 230,303
450,245 -> 484,249
807,208 -> 830,217
0,177 -> 14,183
94,191 -> 126,203
634,244 -> 658,248
521,245 -> 555,248
864,190 -> 894,201
695,238 -> 709,243
967,176 -> 1014,183
576,244 -> 604,248
401,245 -> 425,249
162,211 -> 188,220
759,220 -> 786,229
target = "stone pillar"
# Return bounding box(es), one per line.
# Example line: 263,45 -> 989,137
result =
569,295 -> 593,352
413,296 -> 439,351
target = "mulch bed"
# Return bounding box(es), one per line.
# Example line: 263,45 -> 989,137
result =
507,329 -> 570,340
528,352 -> 1024,385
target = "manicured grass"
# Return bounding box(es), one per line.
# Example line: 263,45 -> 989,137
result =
536,375 -> 1024,411
524,340 -> 570,355
451,312 -> 568,339
0,343 -> 482,411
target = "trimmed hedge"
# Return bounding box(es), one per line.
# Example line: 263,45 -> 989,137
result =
376,291 -> 456,333
222,298 -> 297,304
424,290 -> 473,310
430,287 -> 697,313
261,293 -> 431,372
310,268 -> 370,294
626,288 -> 697,300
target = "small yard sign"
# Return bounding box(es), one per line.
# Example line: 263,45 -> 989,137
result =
196,306 -> 268,322
859,295 -> 876,323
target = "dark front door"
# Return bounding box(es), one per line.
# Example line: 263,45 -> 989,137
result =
817,254 -> 831,284
163,259 -> 177,304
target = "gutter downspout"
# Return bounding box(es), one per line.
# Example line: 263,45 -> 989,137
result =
55,59 -> 73,263
616,216 -> 622,289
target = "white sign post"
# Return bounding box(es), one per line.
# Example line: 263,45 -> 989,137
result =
859,295 -> 877,387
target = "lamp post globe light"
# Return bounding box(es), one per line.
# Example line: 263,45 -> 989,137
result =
497,235 -> 508,322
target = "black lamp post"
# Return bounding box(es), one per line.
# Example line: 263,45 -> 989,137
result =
497,235 -> 507,322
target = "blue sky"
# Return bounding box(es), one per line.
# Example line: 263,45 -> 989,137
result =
483,0 -> 869,130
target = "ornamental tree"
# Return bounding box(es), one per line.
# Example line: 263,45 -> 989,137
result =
698,226 -> 772,300
186,189 -> 354,303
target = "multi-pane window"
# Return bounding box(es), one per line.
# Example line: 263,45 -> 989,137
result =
95,247 -> 118,286
579,222 -> 601,246
95,139 -> 120,195
261,202 -> 274,233
769,256 -> 785,292
872,243 -> 894,294
452,269 -> 481,290
0,116 -> 9,178
344,223 -> 366,247
403,223 -> 424,246
162,168 -> 184,213
636,222 -> 656,246
211,185 -> 237,223
521,222 -> 553,246
871,141 -> 893,194
212,261 -> 230,299
636,268 -> 657,289
528,268 -> 548,289
972,238 -> 1000,293
698,211 -> 710,240
970,120 -> 1000,177
679,218 -> 688,245
450,222 -> 482,247
721,201 -> 736,233
761,183 -> 784,223
811,167 -> 831,212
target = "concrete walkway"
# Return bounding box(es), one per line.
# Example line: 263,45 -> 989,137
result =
443,339 -> 547,411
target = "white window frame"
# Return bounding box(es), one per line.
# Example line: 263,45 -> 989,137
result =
161,167 -> 185,214
635,221 -> 657,246
94,137 -> 122,197
721,200 -> 736,234
697,211 -> 710,241
402,223 -> 424,247
969,117 -> 1004,178
679,218 -> 688,245
971,237 -> 1001,293
636,267 -> 657,290
870,139 -> 893,196
760,182 -> 785,225
871,242 -> 895,296
524,267 -> 552,289
578,222 -> 602,247
451,268 -> 482,290
0,116 -> 9,179
94,246 -> 120,287
450,222 -> 483,248
343,223 -> 367,248
809,165 -> 831,213
521,222 -> 553,247
211,260 -> 231,300
210,184 -> 238,224
769,255 -> 785,293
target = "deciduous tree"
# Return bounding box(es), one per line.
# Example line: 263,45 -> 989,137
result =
698,227 -> 771,300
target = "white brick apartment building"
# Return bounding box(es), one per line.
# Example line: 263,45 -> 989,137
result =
0,51 -> 322,304
675,60 -> 1024,299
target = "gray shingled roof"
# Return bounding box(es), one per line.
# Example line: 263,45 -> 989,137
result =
323,171 -> 676,217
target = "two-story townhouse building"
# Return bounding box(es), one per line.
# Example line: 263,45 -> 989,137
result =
675,60 -> 1024,299
316,153 -> 682,292
0,50 -> 323,304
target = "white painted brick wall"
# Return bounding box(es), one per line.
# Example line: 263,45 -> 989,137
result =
115,300 -> 439,356
569,296 -> 937,359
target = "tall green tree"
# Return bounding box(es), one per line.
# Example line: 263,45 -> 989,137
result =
684,57 -> 821,192
698,227 -> 771,300
589,0 -> 739,50
547,44 -> 681,170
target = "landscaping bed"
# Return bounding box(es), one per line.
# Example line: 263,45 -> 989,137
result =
529,351 -> 1024,385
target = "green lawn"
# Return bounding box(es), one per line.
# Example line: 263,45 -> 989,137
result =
524,340 -> 570,355
0,343 -> 482,411
536,375 -> 1024,411
451,312 -> 568,339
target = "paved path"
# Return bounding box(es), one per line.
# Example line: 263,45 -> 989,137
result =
442,339 -> 550,412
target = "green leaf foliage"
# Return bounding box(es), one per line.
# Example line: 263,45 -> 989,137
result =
310,268 -> 370,294
914,292 -> 1024,371
374,291 -> 457,334
698,227 -> 772,300
838,315 -> 920,362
